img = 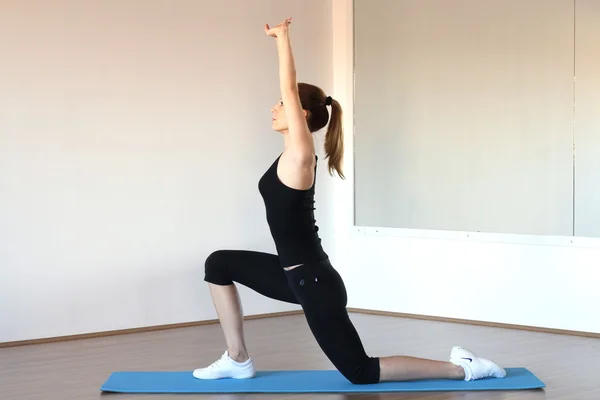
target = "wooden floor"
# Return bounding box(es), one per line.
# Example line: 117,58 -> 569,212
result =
1,312 -> 599,399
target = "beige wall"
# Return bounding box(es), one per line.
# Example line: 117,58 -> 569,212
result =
2,0 -> 599,343
0,0 -> 334,342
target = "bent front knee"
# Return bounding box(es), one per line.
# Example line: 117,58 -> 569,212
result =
204,250 -> 232,285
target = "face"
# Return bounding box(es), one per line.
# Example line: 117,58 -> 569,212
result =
271,98 -> 288,133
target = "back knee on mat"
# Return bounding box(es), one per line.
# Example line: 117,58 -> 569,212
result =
339,357 -> 380,385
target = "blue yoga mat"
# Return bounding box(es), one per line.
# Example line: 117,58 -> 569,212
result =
100,368 -> 545,393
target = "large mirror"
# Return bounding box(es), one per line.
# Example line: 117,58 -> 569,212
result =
353,0 -> 600,237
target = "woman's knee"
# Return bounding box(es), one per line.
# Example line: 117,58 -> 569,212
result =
204,250 -> 233,285
338,356 -> 381,385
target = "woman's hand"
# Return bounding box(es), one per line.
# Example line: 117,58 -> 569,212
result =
264,17 -> 292,39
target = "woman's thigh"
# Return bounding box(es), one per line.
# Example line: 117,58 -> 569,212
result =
204,249 -> 300,304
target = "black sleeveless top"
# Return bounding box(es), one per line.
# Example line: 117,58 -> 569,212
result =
258,154 -> 328,267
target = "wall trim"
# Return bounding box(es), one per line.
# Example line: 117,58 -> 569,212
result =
3,308 -> 598,348
0,310 -> 304,348
347,308 -> 600,339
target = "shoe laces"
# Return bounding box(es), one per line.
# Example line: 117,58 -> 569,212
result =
207,351 -> 230,370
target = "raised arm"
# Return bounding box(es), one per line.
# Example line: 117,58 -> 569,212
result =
265,18 -> 315,163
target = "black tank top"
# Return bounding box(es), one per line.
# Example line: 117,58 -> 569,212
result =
258,154 -> 329,267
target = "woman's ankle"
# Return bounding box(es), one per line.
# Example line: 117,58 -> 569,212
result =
227,348 -> 250,363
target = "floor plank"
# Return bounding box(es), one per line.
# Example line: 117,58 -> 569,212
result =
1,312 -> 598,399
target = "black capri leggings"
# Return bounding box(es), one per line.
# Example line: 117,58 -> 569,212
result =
204,249 -> 380,385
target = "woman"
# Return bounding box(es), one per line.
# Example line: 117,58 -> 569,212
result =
193,18 -> 506,385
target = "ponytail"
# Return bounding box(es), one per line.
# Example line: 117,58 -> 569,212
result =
324,98 -> 345,179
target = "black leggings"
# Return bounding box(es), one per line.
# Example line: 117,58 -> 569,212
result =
204,249 -> 380,384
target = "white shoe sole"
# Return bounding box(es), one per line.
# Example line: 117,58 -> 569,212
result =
192,369 -> 256,380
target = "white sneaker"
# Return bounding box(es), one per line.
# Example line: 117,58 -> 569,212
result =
450,346 -> 507,381
192,350 -> 256,380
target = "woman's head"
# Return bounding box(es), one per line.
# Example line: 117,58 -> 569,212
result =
270,83 -> 345,179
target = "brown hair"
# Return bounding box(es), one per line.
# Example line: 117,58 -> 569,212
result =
298,83 -> 345,179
